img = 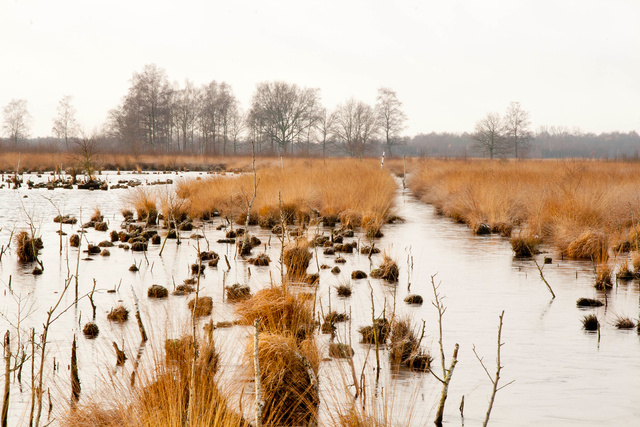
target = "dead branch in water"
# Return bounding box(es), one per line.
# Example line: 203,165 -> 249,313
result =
473,311 -> 514,427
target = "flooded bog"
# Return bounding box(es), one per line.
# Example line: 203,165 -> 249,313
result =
0,172 -> 638,426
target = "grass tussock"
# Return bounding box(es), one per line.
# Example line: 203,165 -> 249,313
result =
235,287 -> 314,337
614,316 -> 636,329
248,333 -> 319,426
576,298 -> 604,307
388,317 -> 432,371
62,337 -> 248,427
370,254 -> 399,282
283,240 -> 313,278
126,187 -> 158,225
225,283 -> 251,302
15,231 -> 43,262
175,158 -> 397,231
188,296 -> 213,317
408,159 -> 640,261
107,305 -> 129,323
582,314 -> 599,331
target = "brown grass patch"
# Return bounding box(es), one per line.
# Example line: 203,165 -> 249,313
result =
235,287 -> 314,337
408,159 -> 640,263
188,296 -> 213,317
15,231 -> 43,262
370,254 -> 399,282
247,333 -> 319,426
107,305 -> 129,323
174,158 -> 396,232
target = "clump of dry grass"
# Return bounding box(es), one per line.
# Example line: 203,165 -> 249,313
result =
335,283 -> 352,297
15,231 -> 43,262
510,234 -> 541,257
225,283 -> 251,302
576,298 -> 603,307
175,158 -> 396,233
247,333 -> 319,426
107,305 -> 129,323
127,187 -> 158,225
328,342 -> 354,359
91,207 -> 103,222
82,322 -> 99,339
583,314 -> 599,331
235,287 -> 314,337
148,285 -> 168,298
408,159 -> 640,263
62,335 -> 246,427
370,254 -> 399,282
595,264 -> 613,290
359,319 -> 390,344
188,296 -> 213,317
404,294 -> 423,305
388,317 -> 431,371
614,316 -> 635,329
284,240 -> 313,278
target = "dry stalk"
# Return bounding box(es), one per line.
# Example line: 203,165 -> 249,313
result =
186,240 -> 203,426
369,282 -> 381,382
254,318 -> 264,427
430,273 -> 460,427
472,310 -> 514,427
530,252 -> 556,298
240,140 -> 258,256
2,331 -> 10,427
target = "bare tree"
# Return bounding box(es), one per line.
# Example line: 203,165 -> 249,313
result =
71,133 -> 100,180
52,95 -> 79,150
248,81 -> 320,154
174,79 -> 199,152
333,98 -> 378,157
375,87 -> 407,156
471,112 -> 506,159
503,102 -> 533,159
107,64 -> 174,152
229,105 -> 246,155
2,99 -> 32,147
317,108 -> 337,158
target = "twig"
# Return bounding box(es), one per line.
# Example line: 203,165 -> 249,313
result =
472,311 -> 514,427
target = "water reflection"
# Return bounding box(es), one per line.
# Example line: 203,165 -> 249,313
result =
0,172 -> 638,425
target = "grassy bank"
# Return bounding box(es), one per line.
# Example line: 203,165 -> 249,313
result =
408,159 -> 640,260
0,150 -> 264,173
174,158 -> 398,234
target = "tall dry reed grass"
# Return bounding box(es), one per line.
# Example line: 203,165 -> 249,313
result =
408,159 -> 640,260
0,150 -> 264,173
176,158 -> 397,230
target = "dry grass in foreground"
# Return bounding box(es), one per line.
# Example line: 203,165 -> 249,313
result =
408,159 -> 640,260
175,158 -> 397,233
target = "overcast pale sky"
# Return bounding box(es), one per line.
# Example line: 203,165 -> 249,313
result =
1,0 -> 638,138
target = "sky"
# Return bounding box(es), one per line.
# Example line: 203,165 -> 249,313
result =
1,0 -> 639,138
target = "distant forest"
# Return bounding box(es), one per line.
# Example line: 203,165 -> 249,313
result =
12,130 -> 640,160
2,63 -> 639,159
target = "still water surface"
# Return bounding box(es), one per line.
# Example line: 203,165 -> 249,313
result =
0,171 -> 638,426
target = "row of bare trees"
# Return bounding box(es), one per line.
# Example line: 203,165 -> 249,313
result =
2,63 -> 409,157
471,102 -> 533,159
105,64 -> 244,156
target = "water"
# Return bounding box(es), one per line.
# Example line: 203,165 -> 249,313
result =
0,172 -> 638,426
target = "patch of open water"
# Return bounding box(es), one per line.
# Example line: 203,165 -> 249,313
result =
0,171 -> 638,426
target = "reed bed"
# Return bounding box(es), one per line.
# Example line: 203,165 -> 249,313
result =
175,158 -> 397,229
0,150 -> 262,173
409,159 -> 640,260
